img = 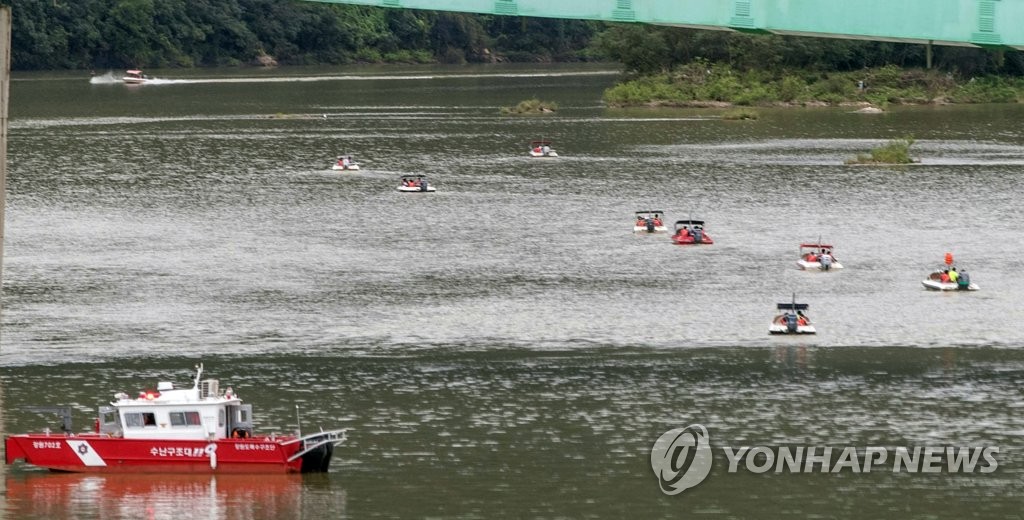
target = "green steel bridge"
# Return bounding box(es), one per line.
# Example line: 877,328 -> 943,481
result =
307,0 -> 1024,52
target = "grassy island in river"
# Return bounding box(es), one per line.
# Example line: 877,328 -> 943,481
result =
603,63 -> 1024,108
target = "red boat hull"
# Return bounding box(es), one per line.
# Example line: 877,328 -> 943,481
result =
671,234 -> 714,245
6,434 -> 306,473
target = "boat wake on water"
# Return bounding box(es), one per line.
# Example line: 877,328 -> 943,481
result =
87,69 -> 619,86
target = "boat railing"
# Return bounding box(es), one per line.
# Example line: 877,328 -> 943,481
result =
284,429 -> 348,462
24,406 -> 73,433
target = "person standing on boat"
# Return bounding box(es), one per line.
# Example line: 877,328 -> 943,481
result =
542,144 -> 551,156
819,250 -> 833,271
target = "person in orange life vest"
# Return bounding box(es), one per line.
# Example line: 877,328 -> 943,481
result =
939,270 -> 950,283
677,226 -> 690,239
636,217 -> 645,227
805,251 -> 817,262
533,146 -> 542,154
653,215 -> 663,227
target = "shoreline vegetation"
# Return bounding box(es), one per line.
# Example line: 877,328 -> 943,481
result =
12,3 -> 1024,110
845,136 -> 917,165
603,63 -> 1024,108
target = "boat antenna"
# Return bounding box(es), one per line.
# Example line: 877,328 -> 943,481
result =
295,404 -> 302,437
194,363 -> 204,389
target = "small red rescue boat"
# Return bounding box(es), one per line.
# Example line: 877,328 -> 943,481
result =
5,364 -> 346,474
671,219 -> 714,245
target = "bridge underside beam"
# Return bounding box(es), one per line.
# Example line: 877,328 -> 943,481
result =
305,0 -> 1024,51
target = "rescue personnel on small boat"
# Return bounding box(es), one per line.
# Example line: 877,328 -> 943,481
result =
774,311 -> 806,327
803,248 -> 837,269
635,214 -> 664,229
674,224 -> 704,242
937,267 -> 971,289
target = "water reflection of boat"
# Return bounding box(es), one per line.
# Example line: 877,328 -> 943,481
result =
4,473 -> 320,518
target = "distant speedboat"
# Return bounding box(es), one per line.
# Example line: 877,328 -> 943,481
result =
797,242 -> 843,271
922,253 -> 977,291
671,219 -> 713,245
769,297 -> 816,335
922,270 -> 978,291
528,140 -> 558,157
397,175 -> 436,192
331,155 -> 360,171
633,210 -> 668,233
122,69 -> 148,84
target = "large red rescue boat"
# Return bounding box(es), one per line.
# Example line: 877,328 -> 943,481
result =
5,364 -> 346,474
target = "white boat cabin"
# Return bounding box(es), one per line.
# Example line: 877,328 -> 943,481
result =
97,367 -> 254,441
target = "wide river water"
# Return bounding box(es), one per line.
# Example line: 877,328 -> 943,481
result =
1,64 -> 1023,518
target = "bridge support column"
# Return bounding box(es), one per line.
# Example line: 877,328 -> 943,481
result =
926,40 -> 933,69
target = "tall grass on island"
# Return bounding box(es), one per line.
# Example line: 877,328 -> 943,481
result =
721,108 -> 759,120
846,136 -> 917,165
500,99 -> 558,115
604,62 -> 1024,108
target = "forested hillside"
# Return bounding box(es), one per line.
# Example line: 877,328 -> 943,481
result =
9,0 -> 1022,78
10,0 -> 600,69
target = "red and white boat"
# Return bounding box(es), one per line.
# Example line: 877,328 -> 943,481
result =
122,69 -> 149,85
5,364 -> 346,474
633,210 -> 668,233
331,154 -> 360,171
528,140 -> 558,157
671,219 -> 713,245
397,174 -> 436,192
796,242 -> 843,271
769,297 -> 816,335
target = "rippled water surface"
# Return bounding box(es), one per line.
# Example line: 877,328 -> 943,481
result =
2,65 -> 1024,518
